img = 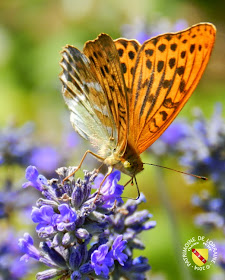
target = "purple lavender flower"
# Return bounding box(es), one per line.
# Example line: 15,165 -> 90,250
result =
113,256 -> 151,280
54,204 -> 77,231
91,244 -> 113,277
22,165 -> 47,191
19,233 -> 41,262
93,170 -> 124,208
31,206 -> 56,234
111,235 -> 128,265
19,166 -> 155,279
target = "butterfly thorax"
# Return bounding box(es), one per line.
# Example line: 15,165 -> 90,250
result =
104,142 -> 144,177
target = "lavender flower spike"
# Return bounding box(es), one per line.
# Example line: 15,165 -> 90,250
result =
19,166 -> 155,279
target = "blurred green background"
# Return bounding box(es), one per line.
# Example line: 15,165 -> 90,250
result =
0,0 -> 225,279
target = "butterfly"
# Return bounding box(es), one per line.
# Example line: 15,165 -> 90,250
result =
59,23 -> 216,187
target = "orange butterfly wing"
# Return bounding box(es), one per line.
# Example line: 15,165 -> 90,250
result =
124,23 -> 216,154
114,39 -> 141,98
83,34 -> 129,156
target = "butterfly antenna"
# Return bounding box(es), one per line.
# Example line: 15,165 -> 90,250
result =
143,163 -> 208,180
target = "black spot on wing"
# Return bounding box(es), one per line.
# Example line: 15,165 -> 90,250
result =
148,118 -> 159,133
179,79 -> 186,92
89,56 -> 96,66
128,51 -> 135,59
152,37 -> 159,46
159,111 -> 168,121
163,98 -> 179,109
100,67 -> 105,77
165,34 -> 172,41
177,66 -> 185,76
130,67 -> 134,75
157,60 -> 164,72
120,40 -> 128,48
104,65 -> 109,73
170,43 -> 177,51
145,49 -> 154,56
181,51 -> 186,58
141,78 -> 149,89
169,58 -> 176,69
158,44 -> 166,52
118,48 -> 123,57
146,59 -> 152,69
190,44 -> 195,54
148,94 -> 154,102
121,63 -> 127,73
162,79 -> 172,88
109,85 -> 115,91
131,41 -> 139,52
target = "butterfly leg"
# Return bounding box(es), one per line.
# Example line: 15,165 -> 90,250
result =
121,176 -> 140,200
63,150 -> 105,183
93,165 -> 113,203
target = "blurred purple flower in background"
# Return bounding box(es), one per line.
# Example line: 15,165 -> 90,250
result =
150,104 -> 225,272
30,147 -> 61,174
149,121 -> 189,157
178,104 -> 225,185
0,231 -> 35,280
122,17 -> 188,43
0,122 -> 43,279
19,233 -> 41,262
0,122 -> 35,166
65,131 -> 81,149
0,121 -> 82,279
216,242 -> 225,269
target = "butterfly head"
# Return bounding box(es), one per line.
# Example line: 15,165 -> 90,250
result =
111,156 -> 143,178
108,144 -> 144,177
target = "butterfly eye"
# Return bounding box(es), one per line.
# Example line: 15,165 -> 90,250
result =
124,161 -> 131,169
